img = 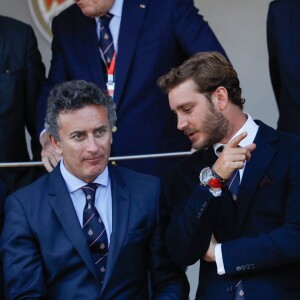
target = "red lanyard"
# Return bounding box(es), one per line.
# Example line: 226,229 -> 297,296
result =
107,51 -> 116,76
106,51 -> 116,98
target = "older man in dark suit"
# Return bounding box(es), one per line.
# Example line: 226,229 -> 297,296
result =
0,16 -> 45,192
38,0 -> 227,177
0,181 -> 7,299
1,80 -> 189,299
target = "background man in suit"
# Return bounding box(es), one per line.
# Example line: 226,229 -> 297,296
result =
0,181 -> 7,299
267,0 -> 300,135
158,52 -> 300,299
0,16 -> 45,192
1,80 -> 189,299
38,0 -> 227,176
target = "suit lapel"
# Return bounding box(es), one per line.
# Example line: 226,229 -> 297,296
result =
47,165 -> 99,281
0,27 -> 5,70
78,12 -> 107,90
235,122 -> 278,235
114,0 -> 150,105
101,166 -> 130,290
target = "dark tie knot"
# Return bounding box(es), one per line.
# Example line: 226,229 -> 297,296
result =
82,183 -> 99,201
217,145 -> 224,154
100,13 -> 113,26
217,144 -> 241,155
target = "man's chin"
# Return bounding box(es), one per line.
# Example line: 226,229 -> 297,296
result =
192,140 -> 212,151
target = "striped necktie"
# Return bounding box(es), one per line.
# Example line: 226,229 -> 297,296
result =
227,169 -> 240,201
99,13 -> 115,66
82,183 -> 108,285
217,145 -> 241,201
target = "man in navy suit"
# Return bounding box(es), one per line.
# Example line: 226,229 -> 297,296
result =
0,16 -> 45,192
38,0 -> 226,177
0,181 -> 7,299
158,52 -> 300,299
267,0 -> 300,135
1,80 -> 189,299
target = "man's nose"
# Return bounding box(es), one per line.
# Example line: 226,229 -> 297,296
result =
86,136 -> 98,152
177,115 -> 188,131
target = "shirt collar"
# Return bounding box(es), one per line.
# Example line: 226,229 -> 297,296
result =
213,113 -> 259,155
95,0 -> 123,22
60,159 -> 109,193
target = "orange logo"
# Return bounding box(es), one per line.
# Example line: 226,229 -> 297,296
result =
28,0 -> 73,42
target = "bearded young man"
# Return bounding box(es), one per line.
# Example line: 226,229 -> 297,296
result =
158,52 -> 300,300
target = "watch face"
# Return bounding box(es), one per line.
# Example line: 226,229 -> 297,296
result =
199,167 -> 213,185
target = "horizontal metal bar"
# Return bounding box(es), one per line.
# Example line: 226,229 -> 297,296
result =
0,151 -> 192,168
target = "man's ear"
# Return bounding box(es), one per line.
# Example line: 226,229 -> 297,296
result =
49,135 -> 63,155
213,86 -> 228,110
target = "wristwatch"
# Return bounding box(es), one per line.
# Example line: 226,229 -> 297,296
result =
199,167 -> 226,188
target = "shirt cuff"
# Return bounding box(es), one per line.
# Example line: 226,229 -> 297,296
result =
215,243 -> 225,275
209,188 -> 222,197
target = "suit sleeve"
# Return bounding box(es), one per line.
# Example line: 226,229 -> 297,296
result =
172,0 -> 227,58
1,195 -> 47,299
37,16 -> 69,133
267,1 -> 281,108
24,25 -> 45,160
165,184 -> 221,266
148,180 -> 190,299
221,150 -> 300,275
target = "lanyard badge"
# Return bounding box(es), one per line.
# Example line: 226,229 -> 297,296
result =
106,52 -> 116,99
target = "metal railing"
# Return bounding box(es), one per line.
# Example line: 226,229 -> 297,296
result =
0,151 -> 192,168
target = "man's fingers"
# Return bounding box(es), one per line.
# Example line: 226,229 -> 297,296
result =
246,143 -> 256,153
41,139 -> 61,172
227,131 -> 247,148
41,155 -> 54,172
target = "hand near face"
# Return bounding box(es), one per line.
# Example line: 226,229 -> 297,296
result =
40,131 -> 61,172
213,132 -> 256,180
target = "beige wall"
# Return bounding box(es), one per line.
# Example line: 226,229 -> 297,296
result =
0,0 -> 276,297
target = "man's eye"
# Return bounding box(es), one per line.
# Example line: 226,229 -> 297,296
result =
95,129 -> 106,137
73,133 -> 83,140
183,107 -> 191,113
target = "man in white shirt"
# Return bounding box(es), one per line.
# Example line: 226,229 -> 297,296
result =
158,51 -> 300,300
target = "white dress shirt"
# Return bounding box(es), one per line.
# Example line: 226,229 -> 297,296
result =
60,160 -> 113,244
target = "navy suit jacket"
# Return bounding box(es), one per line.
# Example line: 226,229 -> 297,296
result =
38,1 -> 226,176
0,181 -> 7,300
1,164 -> 189,299
267,0 -> 300,135
0,16 -> 45,191
164,121 -> 300,300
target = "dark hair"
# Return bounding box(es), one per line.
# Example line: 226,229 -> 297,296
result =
158,51 -> 245,109
45,80 -> 117,140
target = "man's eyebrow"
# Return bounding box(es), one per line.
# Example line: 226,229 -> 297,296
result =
69,130 -> 85,136
94,125 -> 107,131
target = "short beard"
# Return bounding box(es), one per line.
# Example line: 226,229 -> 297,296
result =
192,102 -> 229,150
